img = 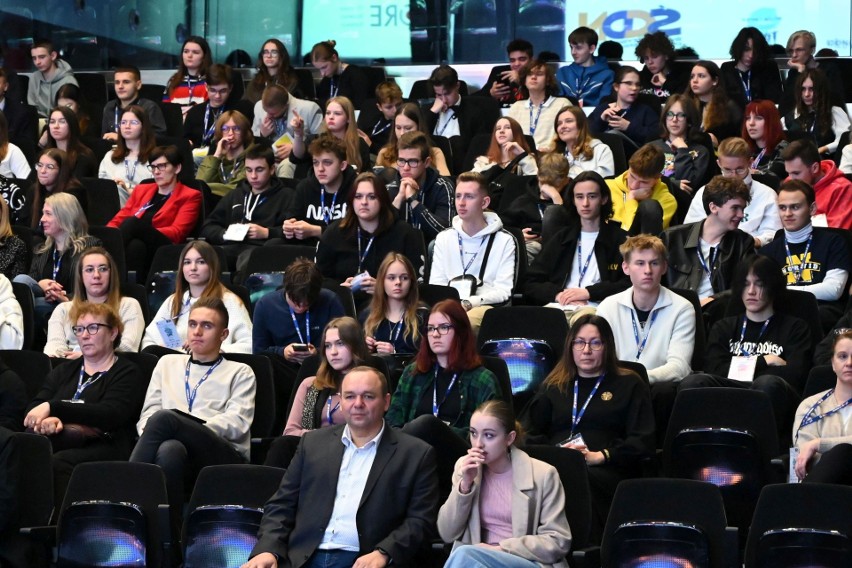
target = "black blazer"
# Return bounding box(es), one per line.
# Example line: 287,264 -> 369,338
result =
423,95 -> 493,148
524,219 -> 630,304
719,60 -> 783,109
250,424 -> 439,567
661,220 -> 756,297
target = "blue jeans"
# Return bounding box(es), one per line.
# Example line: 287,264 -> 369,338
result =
444,545 -> 540,568
303,549 -> 360,568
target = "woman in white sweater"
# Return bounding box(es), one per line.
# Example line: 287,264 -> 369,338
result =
45,247 -> 145,357
98,105 -> 156,205
142,240 -> 252,353
0,113 -> 30,179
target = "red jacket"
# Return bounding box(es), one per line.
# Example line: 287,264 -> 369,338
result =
107,181 -> 202,243
813,160 -> 852,230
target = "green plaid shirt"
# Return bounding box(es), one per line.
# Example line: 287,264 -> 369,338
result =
386,363 -> 501,439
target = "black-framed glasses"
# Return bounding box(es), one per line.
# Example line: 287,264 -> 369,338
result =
571,339 -> 604,351
147,163 -> 170,172
71,323 -> 113,336
397,158 -> 422,168
426,324 -> 454,336
665,111 -> 687,120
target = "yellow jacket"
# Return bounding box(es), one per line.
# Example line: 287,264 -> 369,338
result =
607,172 -> 677,232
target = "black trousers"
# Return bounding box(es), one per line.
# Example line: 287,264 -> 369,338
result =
118,216 -> 174,282
628,198 -> 664,236
805,443 -> 852,485
401,414 -> 469,501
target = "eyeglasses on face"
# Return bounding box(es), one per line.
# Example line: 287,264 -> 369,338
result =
720,167 -> 748,176
397,158 -> 422,168
147,163 -> 171,172
426,324 -> 454,336
221,125 -> 242,133
665,111 -> 687,120
262,49 -> 280,56
120,119 -> 141,126
83,266 -> 110,274
71,323 -> 112,336
571,339 -> 604,351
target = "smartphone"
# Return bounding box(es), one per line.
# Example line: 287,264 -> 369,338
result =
292,343 -> 310,352
172,409 -> 206,424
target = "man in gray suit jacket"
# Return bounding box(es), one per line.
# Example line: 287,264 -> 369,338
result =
243,366 -> 439,568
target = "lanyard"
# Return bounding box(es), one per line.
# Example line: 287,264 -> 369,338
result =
327,395 -> 340,426
432,366 -> 458,417
356,226 -> 375,273
528,100 -> 545,136
243,192 -> 265,222
184,356 -> 224,412
740,69 -> 751,102
630,308 -> 660,359
388,318 -> 404,343
124,158 -> 139,184
795,389 -> 852,443
436,108 -> 457,136
576,238 -> 595,287
219,157 -> 241,183
457,232 -> 488,276
575,68 -> 592,96
289,304 -> 311,345
371,120 -> 391,138
186,76 -> 197,104
320,187 -> 338,224
784,234 -> 813,284
274,117 -> 286,140
52,248 -> 62,281
203,103 -> 222,146
329,76 -> 339,99
74,365 -> 107,400
750,148 -> 766,171
571,374 -> 605,436
114,106 -> 120,132
696,245 -> 718,276
135,193 -> 168,218
737,316 -> 772,356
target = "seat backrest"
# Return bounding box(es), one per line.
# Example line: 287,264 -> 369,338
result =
600,478 -> 728,568
157,101 -> 185,137
596,132 -> 628,177
116,351 -> 159,394
417,283 -> 460,307
244,271 -> 284,309
11,224 -> 33,268
430,135 -> 454,175
80,178 -> 122,227
746,483 -> 852,567
609,522 -> 711,568
524,444 -> 592,550
480,355 -> 513,414
120,281 -> 151,326
183,506 -> 263,568
241,245 -> 316,283
617,360 -> 649,386
223,353 -> 276,439
138,84 -> 166,102
225,282 -> 253,318
461,132 -> 492,174
477,306 -> 569,360
75,73 -> 108,106
57,501 -> 148,566
756,528 -> 851,567
0,349 -> 51,399
10,282 -> 34,350
11,432 -> 54,527
323,280 -> 357,318
87,225 -> 128,282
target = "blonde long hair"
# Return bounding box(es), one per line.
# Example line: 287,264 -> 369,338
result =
321,96 -> 362,171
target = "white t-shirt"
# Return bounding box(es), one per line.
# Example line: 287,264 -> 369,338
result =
565,231 -> 601,289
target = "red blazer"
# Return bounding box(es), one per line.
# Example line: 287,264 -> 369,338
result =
107,181 -> 202,243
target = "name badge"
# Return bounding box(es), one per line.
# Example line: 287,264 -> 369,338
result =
156,319 -> 184,350
727,355 -> 757,382
223,223 -> 250,241
349,271 -> 370,293
789,446 -> 800,483
558,433 -> 587,448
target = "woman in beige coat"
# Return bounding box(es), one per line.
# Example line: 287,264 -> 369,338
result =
438,400 -> 572,568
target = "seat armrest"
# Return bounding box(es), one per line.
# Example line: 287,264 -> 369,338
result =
724,526 -> 740,568
18,525 -> 57,546
572,545 -> 601,568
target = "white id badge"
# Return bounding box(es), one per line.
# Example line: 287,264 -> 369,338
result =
223,223 -> 250,241
448,278 -> 473,299
789,446 -> 800,483
349,271 -> 370,292
156,319 -> 184,350
727,355 -> 757,382
563,433 -> 586,447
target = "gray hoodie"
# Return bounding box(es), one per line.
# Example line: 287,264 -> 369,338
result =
27,59 -> 78,116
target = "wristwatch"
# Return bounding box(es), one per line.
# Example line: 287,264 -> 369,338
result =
461,299 -> 473,311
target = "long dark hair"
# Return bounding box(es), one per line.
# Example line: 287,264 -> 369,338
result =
543,314 -> 634,392
339,172 -> 395,235
794,68 -> 834,138
44,105 -> 94,172
563,171 -> 614,221
111,105 -> 157,164
249,38 -> 298,94
166,36 -> 212,96
413,300 -> 481,373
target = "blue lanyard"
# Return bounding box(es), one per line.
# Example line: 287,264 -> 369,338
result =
320,187 -> 338,224
575,69 -> 592,96
795,389 -> 852,443
184,356 -> 224,412
327,394 -> 340,425
784,234 -> 813,284
630,308 -> 659,359
750,148 -> 766,171
740,69 -> 751,102
134,193 -> 168,218
529,100 -> 545,136
571,374 -> 605,437
576,238 -> 595,286
74,365 -> 106,401
696,245 -> 718,276
114,106 -> 120,132
432,366 -> 458,417
737,316 -> 772,356
219,158 -> 241,183
436,109 -> 457,136
52,248 -> 62,281
356,226 -> 375,273
329,76 -> 339,99
289,305 -> 311,345
388,318 -> 404,343
273,117 -> 286,140
124,158 -> 139,183
371,120 -> 391,137
457,232 -> 488,276
203,103 -> 222,146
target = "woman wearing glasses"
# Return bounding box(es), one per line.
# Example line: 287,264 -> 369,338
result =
45,247 -> 145,359
648,94 -> 711,194
386,299 -> 501,492
588,66 -> 658,155
107,145 -> 202,282
23,301 -> 146,509
522,314 -> 654,542
98,105 -> 156,205
196,110 -> 253,197
244,39 -> 301,104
